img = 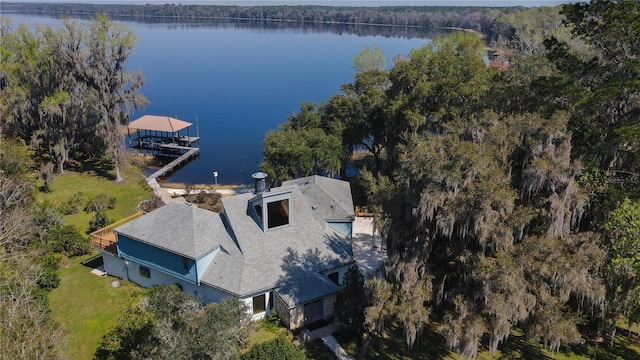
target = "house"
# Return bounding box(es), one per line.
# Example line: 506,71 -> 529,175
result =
95,173 -> 355,329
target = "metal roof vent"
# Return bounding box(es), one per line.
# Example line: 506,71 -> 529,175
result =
252,172 -> 269,194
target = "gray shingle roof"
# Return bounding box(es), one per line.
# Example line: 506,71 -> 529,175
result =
116,176 -> 354,304
275,266 -> 340,306
282,176 -> 355,222
200,178 -> 354,299
114,203 -> 228,260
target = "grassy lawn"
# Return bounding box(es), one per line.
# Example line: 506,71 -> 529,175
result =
365,321 -> 640,360
41,162 -> 153,359
49,253 -> 143,359
39,162 -> 152,233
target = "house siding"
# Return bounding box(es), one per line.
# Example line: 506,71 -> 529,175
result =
322,263 -> 353,286
241,290 -> 276,321
196,247 -> 220,284
117,234 -> 198,284
103,252 -> 127,279
102,254 -> 232,303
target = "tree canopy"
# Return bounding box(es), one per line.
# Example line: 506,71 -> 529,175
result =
260,1 -> 640,357
94,285 -> 253,360
0,15 -> 146,181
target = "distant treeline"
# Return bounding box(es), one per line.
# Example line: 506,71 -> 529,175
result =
0,2 -> 526,39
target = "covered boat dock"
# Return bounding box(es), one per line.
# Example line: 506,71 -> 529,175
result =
127,115 -> 201,181
127,115 -> 200,156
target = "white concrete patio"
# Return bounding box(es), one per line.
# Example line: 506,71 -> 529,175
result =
352,217 -> 385,276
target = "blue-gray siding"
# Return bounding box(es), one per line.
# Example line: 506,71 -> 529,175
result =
117,234 -> 198,284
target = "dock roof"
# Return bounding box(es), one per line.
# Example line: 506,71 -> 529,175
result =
128,115 -> 192,132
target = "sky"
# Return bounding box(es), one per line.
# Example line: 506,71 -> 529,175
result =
3,1 -> 573,7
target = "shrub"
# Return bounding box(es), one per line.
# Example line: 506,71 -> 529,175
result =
138,196 -> 164,212
45,224 -> 91,257
38,252 -> 62,290
260,311 -> 283,333
84,193 -> 117,213
89,210 -> 112,233
33,201 -> 64,235
242,336 -> 305,360
58,191 -> 84,215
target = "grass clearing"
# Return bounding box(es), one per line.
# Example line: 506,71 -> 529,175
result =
39,163 -> 152,233
42,162 -> 152,359
49,253 -> 143,360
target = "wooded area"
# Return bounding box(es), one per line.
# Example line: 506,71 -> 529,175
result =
262,1 -> 640,358
1,1 -> 639,359
2,2 -> 518,39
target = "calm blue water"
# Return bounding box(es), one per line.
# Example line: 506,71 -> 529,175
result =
3,14 -> 429,184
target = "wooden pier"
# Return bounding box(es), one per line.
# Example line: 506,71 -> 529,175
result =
147,147 -> 200,181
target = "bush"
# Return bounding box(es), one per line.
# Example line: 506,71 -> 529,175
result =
138,196 -> 164,212
242,336 -> 305,360
84,193 -> 116,213
33,201 -> 64,235
38,252 -> 62,290
58,191 -> 84,215
260,311 -> 283,333
89,210 -> 112,233
45,224 -> 91,257
184,192 -> 223,213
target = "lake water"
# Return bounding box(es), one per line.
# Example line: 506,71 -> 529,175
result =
3,13 -> 430,185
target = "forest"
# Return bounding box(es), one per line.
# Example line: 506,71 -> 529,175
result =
260,0 -> 640,358
2,2 -> 517,39
0,0 -> 639,359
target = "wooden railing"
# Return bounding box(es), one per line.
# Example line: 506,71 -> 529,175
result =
355,206 -> 373,217
90,211 -> 145,254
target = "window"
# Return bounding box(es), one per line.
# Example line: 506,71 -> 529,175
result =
268,291 -> 274,310
139,265 -> 150,278
253,294 -> 266,314
328,272 -> 339,285
254,204 -> 263,224
267,199 -> 289,229
182,257 -> 189,270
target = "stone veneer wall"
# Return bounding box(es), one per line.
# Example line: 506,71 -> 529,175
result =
323,293 -> 336,320
289,305 -> 305,330
275,293 -> 291,328
275,293 -> 338,330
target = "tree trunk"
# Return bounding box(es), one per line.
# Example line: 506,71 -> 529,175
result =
433,274 -> 447,308
115,163 -> 123,183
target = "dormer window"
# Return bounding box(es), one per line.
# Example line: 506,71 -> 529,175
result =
251,191 -> 292,231
254,204 -> 263,224
267,199 -> 289,229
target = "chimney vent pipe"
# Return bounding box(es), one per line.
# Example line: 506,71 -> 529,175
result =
252,172 -> 269,194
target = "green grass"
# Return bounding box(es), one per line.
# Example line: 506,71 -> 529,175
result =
39,163 -> 152,233
49,253 -> 143,360
42,161 -> 153,359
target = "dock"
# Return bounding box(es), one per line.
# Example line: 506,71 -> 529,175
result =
126,114 -> 202,183
146,147 -> 200,181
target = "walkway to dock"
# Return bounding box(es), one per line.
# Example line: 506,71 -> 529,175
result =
146,147 -> 199,181
145,147 -> 199,204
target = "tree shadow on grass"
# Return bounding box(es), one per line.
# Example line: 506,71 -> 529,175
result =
497,331 -> 552,360
367,322 -> 453,359
68,158 -> 115,180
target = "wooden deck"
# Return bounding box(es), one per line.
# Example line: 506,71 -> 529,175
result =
147,147 -> 200,181
90,211 -> 146,254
